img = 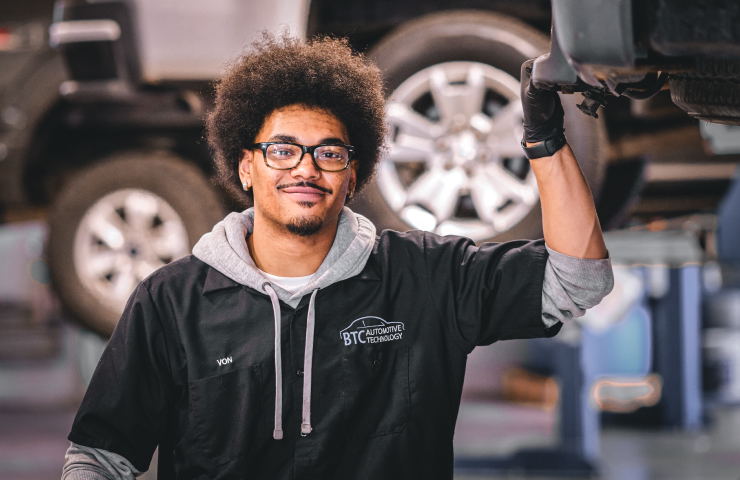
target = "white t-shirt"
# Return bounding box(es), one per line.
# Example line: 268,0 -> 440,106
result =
259,270 -> 314,294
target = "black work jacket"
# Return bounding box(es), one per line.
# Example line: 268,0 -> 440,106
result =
69,230 -> 560,480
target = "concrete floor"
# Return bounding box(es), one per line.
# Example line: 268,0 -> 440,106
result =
453,402 -> 740,480
0,409 -> 76,480
2,401 -> 740,479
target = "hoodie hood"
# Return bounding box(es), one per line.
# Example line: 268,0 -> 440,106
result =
192,206 -> 376,439
192,206 -> 376,308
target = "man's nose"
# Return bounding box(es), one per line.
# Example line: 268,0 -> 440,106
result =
291,152 -> 321,179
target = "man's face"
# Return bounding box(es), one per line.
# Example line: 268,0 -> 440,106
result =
239,105 -> 357,237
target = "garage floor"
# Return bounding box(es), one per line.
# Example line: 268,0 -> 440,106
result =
453,402 -> 740,480
2,389 -> 740,480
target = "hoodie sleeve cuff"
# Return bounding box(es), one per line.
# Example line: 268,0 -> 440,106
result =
541,245 -> 615,327
63,443 -> 141,480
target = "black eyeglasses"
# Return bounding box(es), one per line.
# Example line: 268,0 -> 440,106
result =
250,142 -> 355,172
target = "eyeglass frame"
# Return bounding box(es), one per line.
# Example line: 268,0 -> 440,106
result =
249,142 -> 356,172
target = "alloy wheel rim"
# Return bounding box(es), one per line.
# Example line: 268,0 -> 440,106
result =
379,61 -> 538,241
73,188 -> 189,313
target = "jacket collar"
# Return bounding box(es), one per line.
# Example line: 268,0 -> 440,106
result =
202,266 -> 241,294
356,261 -> 381,282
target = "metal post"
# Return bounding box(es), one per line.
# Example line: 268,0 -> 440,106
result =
651,266 -> 702,429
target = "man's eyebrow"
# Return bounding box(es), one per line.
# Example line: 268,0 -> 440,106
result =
266,134 -> 348,145
319,137 -> 347,145
267,134 -> 299,143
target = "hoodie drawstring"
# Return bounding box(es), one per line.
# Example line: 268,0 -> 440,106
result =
264,284 -> 284,440
301,290 -> 318,435
263,284 -> 319,440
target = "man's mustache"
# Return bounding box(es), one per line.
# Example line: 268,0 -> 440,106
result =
277,182 -> 333,194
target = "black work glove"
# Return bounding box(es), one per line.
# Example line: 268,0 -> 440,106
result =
521,58 -> 565,143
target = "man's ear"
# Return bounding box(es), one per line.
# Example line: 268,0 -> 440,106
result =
239,149 -> 253,187
347,160 -> 359,197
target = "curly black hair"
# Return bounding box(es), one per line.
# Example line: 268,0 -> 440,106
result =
206,33 -> 387,206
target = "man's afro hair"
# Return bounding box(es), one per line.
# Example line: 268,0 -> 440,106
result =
206,33 -> 387,206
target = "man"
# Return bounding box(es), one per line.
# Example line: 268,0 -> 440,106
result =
63,35 -> 612,480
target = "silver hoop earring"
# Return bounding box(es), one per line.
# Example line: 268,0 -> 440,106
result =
242,182 -> 250,191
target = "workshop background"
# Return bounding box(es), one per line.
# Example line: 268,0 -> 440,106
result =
3,0 -> 740,479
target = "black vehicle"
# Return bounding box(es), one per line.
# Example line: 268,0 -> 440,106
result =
1,0 -> 738,335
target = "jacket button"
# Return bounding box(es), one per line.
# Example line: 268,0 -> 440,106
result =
297,370 -> 304,376
373,359 -> 382,368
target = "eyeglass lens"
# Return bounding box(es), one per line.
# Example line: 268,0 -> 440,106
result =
265,144 -> 349,171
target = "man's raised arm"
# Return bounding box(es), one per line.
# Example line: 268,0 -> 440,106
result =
518,58 -> 613,327
520,58 -> 608,260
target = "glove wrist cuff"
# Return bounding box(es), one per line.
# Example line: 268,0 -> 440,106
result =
521,133 -> 567,159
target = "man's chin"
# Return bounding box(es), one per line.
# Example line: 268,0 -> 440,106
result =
285,214 -> 324,237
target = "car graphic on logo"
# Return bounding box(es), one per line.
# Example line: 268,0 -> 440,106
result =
340,316 -> 405,345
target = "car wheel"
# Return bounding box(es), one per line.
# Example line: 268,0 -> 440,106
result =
47,152 -> 225,337
352,10 -> 607,242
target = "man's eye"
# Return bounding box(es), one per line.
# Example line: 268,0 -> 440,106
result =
271,148 -> 294,157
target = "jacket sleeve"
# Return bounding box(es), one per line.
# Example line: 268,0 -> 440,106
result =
67,281 -> 173,473
541,245 -> 615,327
62,443 -> 141,480
423,233 -> 558,352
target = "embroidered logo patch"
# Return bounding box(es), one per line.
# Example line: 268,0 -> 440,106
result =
340,316 -> 405,346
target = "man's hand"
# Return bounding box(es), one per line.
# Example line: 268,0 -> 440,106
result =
520,58 -> 564,145
520,57 -> 608,260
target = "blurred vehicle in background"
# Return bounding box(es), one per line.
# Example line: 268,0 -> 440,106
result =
533,0 -> 740,125
1,0 -> 739,336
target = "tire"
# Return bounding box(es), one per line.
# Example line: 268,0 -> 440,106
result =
670,59 -> 740,124
351,10 -> 607,242
47,152 -> 225,337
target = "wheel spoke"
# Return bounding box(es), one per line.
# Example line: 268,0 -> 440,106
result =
469,169 -> 505,226
429,68 -> 455,122
469,113 -> 492,136
109,264 -> 137,304
86,207 -> 126,250
150,221 -> 189,258
84,250 -> 120,279
134,259 -> 164,282
123,191 -> 159,232
484,163 -> 537,206
387,133 -> 436,163
488,101 -> 523,137
488,130 -> 526,159
486,102 -> 525,158
386,102 -> 442,139
464,66 -> 487,118
406,167 -> 467,221
430,65 -> 486,123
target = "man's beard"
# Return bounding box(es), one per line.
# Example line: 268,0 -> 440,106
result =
285,204 -> 324,237
277,182 -> 333,237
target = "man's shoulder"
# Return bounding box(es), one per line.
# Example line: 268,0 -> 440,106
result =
374,228 -> 474,254
367,229 -> 483,274
373,229 -> 425,256
141,255 -> 211,294
373,229 -> 547,265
